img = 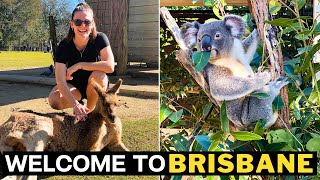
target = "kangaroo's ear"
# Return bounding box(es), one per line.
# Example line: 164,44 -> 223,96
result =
91,79 -> 106,98
108,78 -> 122,94
224,15 -> 246,39
180,21 -> 200,48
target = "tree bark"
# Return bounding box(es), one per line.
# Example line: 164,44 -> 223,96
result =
117,22 -> 128,75
160,7 -> 218,106
49,15 -> 57,62
248,0 -> 290,129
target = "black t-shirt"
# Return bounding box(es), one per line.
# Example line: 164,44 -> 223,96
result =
55,32 -> 110,81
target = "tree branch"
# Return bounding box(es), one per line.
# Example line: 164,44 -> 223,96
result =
248,0 -> 290,129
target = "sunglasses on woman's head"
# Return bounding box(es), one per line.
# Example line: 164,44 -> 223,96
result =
72,19 -> 92,26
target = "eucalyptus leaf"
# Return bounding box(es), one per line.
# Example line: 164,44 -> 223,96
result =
267,129 -> 294,147
192,139 -> 204,152
160,103 -> 172,123
254,119 -> 266,136
208,139 -> 220,151
282,27 -> 295,34
220,101 -> 229,134
284,65 -> 294,76
293,103 -> 301,120
231,131 -> 263,141
169,109 -> 183,123
303,87 -> 313,96
314,22 -> 320,32
300,43 -> 320,73
167,120 -> 186,129
284,57 -> 300,66
203,0 -> 215,6
269,5 -> 281,15
301,114 -> 317,130
265,18 -> 294,27
310,133 -> 320,139
169,134 -> 190,151
227,141 -> 249,150
266,143 -> 296,151
203,102 -> 213,115
297,46 -> 312,57
195,135 -> 212,151
308,90 -> 318,102
294,34 -> 309,41
192,51 -> 211,72
269,0 -> 281,14
306,137 -> 320,151
250,92 -> 270,99
273,95 -> 284,110
209,131 -> 224,141
297,0 -> 306,10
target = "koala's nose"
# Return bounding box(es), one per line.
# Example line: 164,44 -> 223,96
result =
201,35 -> 212,52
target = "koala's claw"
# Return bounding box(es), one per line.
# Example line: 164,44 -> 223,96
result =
252,29 -> 259,38
257,70 -> 271,81
276,75 -> 287,82
257,66 -> 263,74
256,68 -> 269,75
275,78 -> 289,89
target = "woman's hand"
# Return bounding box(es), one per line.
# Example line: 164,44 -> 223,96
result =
66,63 -> 82,80
73,102 -> 90,121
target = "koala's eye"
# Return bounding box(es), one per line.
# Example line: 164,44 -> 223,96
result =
215,33 -> 221,39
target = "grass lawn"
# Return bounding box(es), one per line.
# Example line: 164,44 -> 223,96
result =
0,51 -> 160,180
0,51 -> 53,70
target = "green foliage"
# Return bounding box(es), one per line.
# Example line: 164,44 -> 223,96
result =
250,92 -> 270,99
0,0 -> 72,50
269,0 -> 282,15
192,51 -> 211,72
161,1 -> 320,179
231,131 -> 262,141
220,101 -> 229,134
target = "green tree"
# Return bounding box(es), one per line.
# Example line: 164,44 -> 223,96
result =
0,0 -> 74,50
41,0 -> 73,42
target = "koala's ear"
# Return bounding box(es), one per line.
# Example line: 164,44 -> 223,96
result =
180,21 -> 200,48
224,15 -> 246,39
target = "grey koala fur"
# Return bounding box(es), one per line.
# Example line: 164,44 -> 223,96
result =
180,15 -> 288,130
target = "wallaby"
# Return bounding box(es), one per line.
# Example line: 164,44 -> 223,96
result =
0,79 -> 128,153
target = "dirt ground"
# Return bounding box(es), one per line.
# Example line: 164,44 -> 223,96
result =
0,81 -> 159,151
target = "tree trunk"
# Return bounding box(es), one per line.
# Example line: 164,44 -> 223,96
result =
49,15 -> 57,62
117,22 -> 128,75
248,0 -> 290,129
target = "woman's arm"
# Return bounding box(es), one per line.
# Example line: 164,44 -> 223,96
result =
56,62 -> 89,120
67,46 -> 115,78
56,63 -> 79,107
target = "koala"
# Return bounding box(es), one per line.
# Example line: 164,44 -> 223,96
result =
180,15 -> 288,130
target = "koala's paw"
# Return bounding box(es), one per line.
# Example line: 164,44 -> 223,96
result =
257,66 -> 263,74
267,76 -> 289,95
256,69 -> 271,83
274,76 -> 289,89
252,29 -> 259,39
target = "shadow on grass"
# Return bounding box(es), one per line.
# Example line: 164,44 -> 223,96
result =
0,81 -> 52,106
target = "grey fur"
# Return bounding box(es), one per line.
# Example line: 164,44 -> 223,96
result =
180,15 -> 288,129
